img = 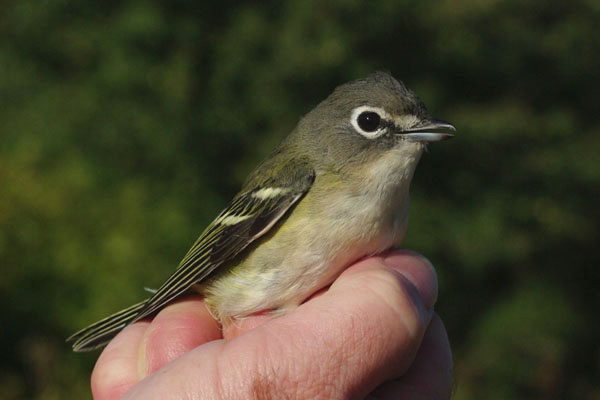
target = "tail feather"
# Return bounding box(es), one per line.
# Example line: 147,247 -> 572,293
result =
67,300 -> 148,352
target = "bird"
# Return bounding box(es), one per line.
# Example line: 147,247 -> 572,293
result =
68,71 -> 454,352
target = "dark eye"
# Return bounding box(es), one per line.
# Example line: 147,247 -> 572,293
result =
357,111 -> 381,132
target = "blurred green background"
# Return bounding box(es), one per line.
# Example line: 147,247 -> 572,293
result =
1,0 -> 598,398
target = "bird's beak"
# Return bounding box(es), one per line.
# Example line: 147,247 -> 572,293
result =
400,118 -> 455,142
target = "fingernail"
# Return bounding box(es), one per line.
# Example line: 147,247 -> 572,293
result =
137,332 -> 150,379
382,249 -> 438,310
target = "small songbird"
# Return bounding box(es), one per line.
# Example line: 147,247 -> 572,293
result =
68,71 -> 454,351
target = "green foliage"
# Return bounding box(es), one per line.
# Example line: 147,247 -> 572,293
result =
1,0 -> 598,398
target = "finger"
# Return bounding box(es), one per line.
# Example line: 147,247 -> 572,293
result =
222,286 -> 331,339
138,296 -> 221,376
379,249 -> 438,310
91,296 -> 221,400
120,249 -> 438,399
223,312 -> 274,339
91,321 -> 150,400
279,249 -> 437,397
369,314 -> 453,399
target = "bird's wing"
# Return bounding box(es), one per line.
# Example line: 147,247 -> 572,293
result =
131,158 -> 315,321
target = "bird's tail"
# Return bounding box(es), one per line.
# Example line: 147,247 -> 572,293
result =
67,300 -> 148,352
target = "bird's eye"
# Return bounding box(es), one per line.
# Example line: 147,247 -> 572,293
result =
350,106 -> 388,139
357,112 -> 381,132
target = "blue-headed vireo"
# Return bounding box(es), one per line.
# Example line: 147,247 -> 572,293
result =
68,71 -> 454,351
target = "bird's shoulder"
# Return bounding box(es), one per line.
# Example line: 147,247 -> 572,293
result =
241,148 -> 315,195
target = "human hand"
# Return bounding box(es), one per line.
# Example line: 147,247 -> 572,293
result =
91,249 -> 453,399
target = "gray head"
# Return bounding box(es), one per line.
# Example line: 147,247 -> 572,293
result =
290,72 -> 454,173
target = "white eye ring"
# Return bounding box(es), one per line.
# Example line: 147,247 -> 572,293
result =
350,105 -> 390,139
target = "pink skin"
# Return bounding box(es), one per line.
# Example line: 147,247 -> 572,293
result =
91,250 -> 453,399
